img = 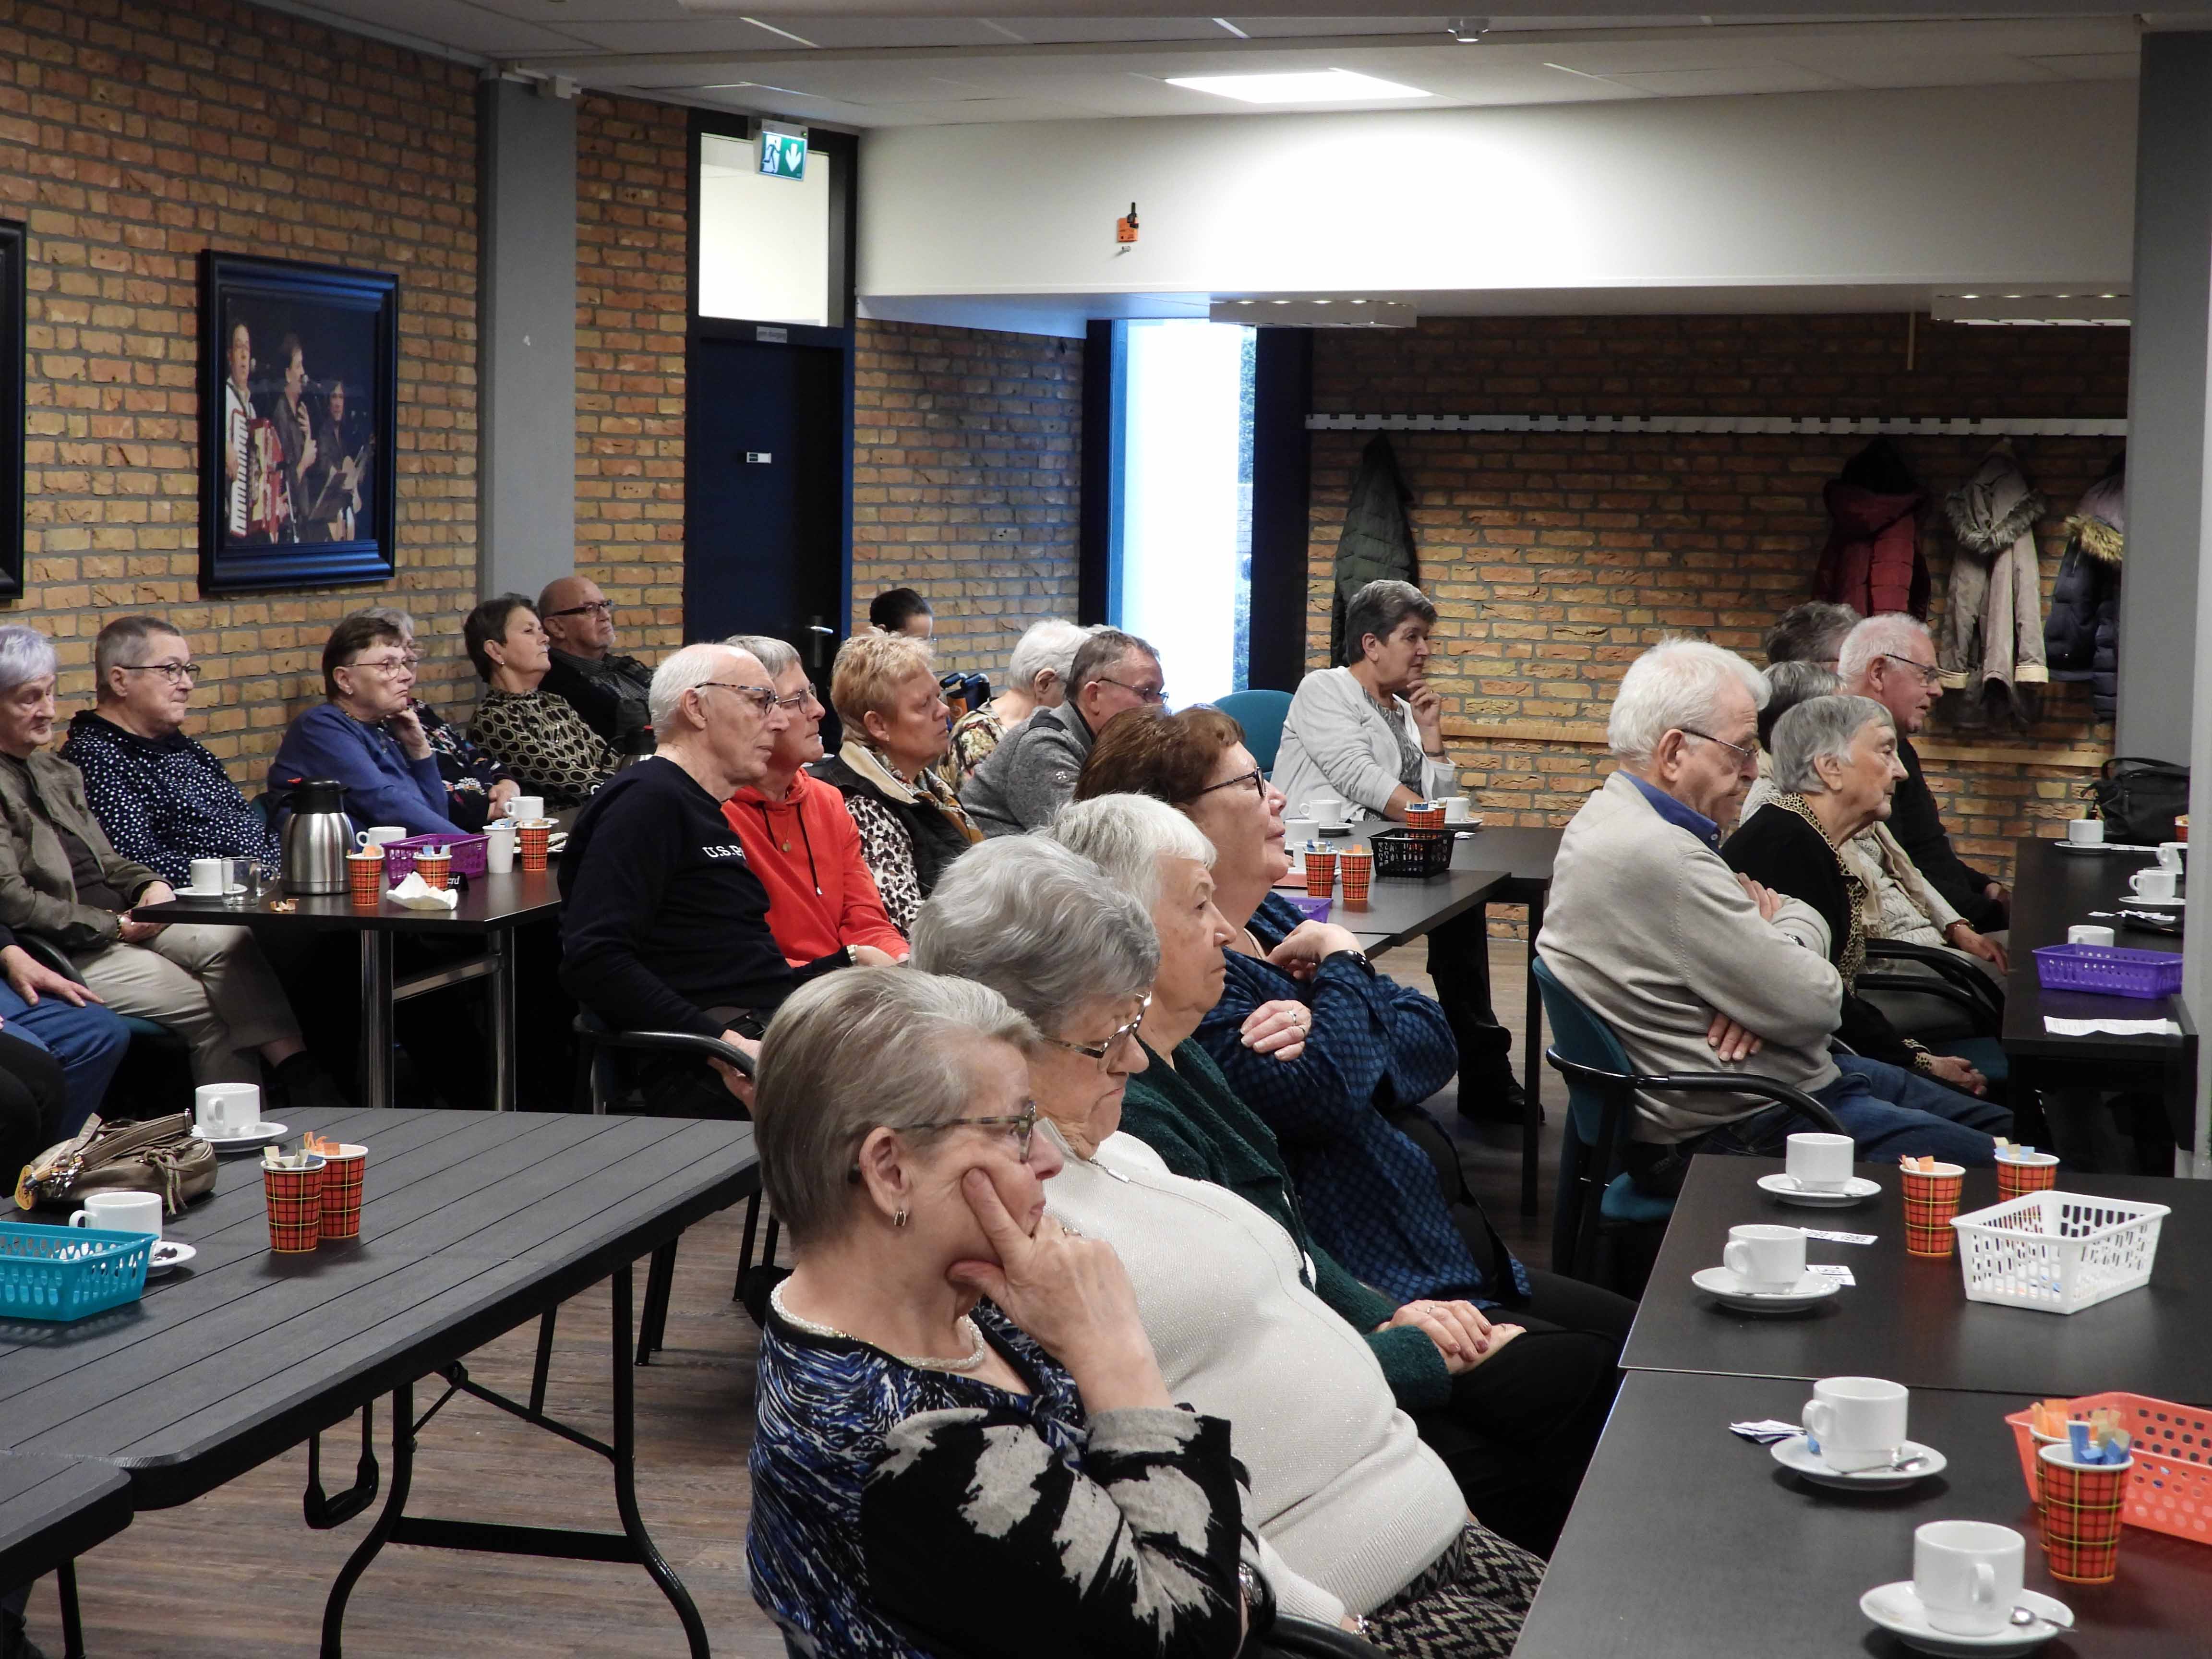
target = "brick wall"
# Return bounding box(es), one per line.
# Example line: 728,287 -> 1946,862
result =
852,317 -> 1082,683
574,91 -> 685,657
4,0 -> 479,776
1309,314 -> 2133,891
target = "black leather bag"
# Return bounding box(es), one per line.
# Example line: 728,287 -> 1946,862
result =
2089,757 -> 2191,844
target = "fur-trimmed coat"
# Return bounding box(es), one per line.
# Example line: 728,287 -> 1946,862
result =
2045,466 -> 2123,722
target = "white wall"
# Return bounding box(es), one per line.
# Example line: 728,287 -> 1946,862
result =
859,84 -> 2136,312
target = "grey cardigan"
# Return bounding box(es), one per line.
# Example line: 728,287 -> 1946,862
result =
0,751 -> 162,950
1270,667 -> 1455,821
957,701 -> 1094,838
1538,771 -> 1844,1142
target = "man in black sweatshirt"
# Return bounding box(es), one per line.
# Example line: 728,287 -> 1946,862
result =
560,640 -> 812,1114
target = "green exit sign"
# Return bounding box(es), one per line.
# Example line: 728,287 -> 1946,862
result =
758,125 -> 807,181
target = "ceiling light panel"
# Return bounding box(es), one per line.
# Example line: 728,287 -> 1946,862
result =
1165,68 -> 1433,103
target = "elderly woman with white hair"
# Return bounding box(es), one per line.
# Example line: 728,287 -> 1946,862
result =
947,618 -> 1091,781
352,605 -> 519,830
1723,696 -> 1994,1096
911,828 -> 1543,1651
745,965 -> 1260,1659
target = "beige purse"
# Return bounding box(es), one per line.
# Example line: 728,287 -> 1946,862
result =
13,1112 -> 217,1217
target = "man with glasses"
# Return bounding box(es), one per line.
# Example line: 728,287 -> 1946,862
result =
64,615 -> 285,888
960,627 -> 1165,838
536,576 -> 657,751
720,634 -> 908,971
562,643 -> 832,1114
1540,639 -> 2008,1200
1841,613 -> 2010,932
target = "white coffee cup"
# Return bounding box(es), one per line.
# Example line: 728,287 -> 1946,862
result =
505,796 -> 546,823
1303,796 -> 1348,830
2068,924 -> 2116,947
483,823 -> 516,875
1721,1223 -> 1805,1291
70,1190 -> 162,1240
1439,796 -> 1473,823
355,825 -> 408,851
1800,1375 -> 1909,1472
195,1082 -> 259,1136
1913,1521 -> 2024,1637
2130,867 -> 2179,900
2066,818 -> 2104,846
2159,841 -> 2188,871
1784,1131 -> 1853,1193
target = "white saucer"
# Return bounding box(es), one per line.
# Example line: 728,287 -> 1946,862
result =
1691,1265 -> 1843,1313
2121,892 -> 2184,907
144,1240 -> 197,1277
1771,1433 -> 1946,1490
1758,1172 -> 1882,1207
177,883 -> 248,899
201,1120 -> 287,1153
1860,1582 -> 2071,1657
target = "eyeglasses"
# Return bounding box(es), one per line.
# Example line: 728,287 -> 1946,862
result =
120,661 -> 195,685
1093,675 -> 1168,706
1041,998 -> 1149,1070
697,681 -> 781,715
914,1103 -> 1041,1163
547,600 -> 615,619
772,681 -> 822,711
1878,653 -> 1944,689
1678,727 -> 1759,768
347,654 -> 416,674
1195,767 -> 1264,801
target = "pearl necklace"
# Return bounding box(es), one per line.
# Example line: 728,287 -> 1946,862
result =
769,1280 -> 991,1373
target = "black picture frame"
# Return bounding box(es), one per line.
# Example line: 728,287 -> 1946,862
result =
0,220 -> 24,601
198,251 -> 398,593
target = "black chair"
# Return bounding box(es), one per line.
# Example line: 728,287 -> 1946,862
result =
780,1611 -> 1387,1659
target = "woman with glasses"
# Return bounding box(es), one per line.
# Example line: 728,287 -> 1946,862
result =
812,631 -> 979,935
269,613 -> 467,837
1071,721 -> 1632,1560
352,607 -> 518,831
912,828 -> 1544,1655
720,634 -> 909,970
747,966 -> 1259,1659
463,594 -> 622,809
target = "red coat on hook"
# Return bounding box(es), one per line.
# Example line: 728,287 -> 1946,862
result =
1813,480 -> 1928,619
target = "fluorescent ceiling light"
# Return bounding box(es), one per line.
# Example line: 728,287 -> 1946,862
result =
1166,69 -> 1433,104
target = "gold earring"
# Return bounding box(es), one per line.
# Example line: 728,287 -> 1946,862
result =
893,1207 -> 909,1228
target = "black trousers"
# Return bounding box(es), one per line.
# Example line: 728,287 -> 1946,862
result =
0,1029 -> 70,1192
1425,910 -> 1517,1102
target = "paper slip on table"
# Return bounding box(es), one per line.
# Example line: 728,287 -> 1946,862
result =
1621,1155 -> 2212,1401
133,866 -> 564,1114
0,1106 -> 758,1659
1513,1370 -> 2212,1659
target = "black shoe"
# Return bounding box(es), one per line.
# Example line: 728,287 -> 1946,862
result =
1457,1077 -> 1531,1126
270,1053 -> 351,1116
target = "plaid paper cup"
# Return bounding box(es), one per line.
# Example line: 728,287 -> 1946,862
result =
412,850 -> 453,891
1405,803 -> 1446,830
517,820 -> 553,873
346,849 -> 385,904
264,1155 -> 327,1254
1303,849 -> 1338,897
2038,1445 -> 2131,1583
1899,1162 -> 1966,1256
1338,847 -> 1373,902
1996,1151 -> 2061,1202
316,1143 -> 368,1241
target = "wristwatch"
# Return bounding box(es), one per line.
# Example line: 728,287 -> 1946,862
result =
1325,947 -> 1374,975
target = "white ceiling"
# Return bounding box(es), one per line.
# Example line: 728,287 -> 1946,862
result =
257,3 -> 2176,127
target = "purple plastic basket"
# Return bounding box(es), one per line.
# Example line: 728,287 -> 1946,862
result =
2032,943 -> 2183,1000
1283,894 -> 1335,925
384,832 -> 489,883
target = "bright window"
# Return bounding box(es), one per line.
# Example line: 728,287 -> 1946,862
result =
1112,321 -> 1254,706
697,132 -> 836,326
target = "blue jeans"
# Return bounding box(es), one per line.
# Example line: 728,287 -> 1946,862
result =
1718,1052 -> 2011,1167
0,983 -> 131,1136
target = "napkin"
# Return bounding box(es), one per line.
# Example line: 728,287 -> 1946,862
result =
1729,1420 -> 1804,1445
2044,1016 -> 2181,1037
386,872 -> 458,912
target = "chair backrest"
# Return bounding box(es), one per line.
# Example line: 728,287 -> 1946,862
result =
1530,954 -> 1639,1152
1214,688 -> 1293,775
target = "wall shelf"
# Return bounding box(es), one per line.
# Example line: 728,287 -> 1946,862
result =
1307,414 -> 2128,438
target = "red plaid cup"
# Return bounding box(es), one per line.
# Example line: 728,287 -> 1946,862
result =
346,848 -> 385,905
412,850 -> 453,891
316,1144 -> 367,1241
1405,803 -> 1446,830
264,1155 -> 327,1254
517,820 -> 553,873
1338,847 -> 1373,903
1899,1162 -> 1966,1257
1996,1152 -> 2061,1203
1303,849 -> 1338,898
2038,1445 -> 2131,1583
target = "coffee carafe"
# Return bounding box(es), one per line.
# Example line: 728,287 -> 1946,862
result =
281,777 -> 350,895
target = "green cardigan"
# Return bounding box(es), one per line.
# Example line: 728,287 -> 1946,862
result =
1118,1036 -> 1453,1413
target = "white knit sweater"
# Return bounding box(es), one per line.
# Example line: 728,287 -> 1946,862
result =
1040,1121 -> 1466,1623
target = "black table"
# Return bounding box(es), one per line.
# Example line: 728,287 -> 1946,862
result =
0,1454 -> 128,1622
135,867 -> 565,1112
0,1106 -> 759,1657
1513,1370 -> 2212,1658
1621,1156 -> 2212,1403
2000,837 -> 2197,1155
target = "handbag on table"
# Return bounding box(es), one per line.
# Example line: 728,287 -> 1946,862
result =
2088,757 -> 2190,844
13,1112 -> 216,1217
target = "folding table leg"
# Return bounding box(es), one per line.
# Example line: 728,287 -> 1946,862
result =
611,1264 -> 711,1657
57,1561 -> 83,1659
636,1240 -> 677,1365
320,1380 -> 414,1659
359,932 -> 395,1110
529,1308 -> 559,1416
1521,888 -> 1547,1218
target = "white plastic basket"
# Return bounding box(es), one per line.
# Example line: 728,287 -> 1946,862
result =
1949,1190 -> 2170,1315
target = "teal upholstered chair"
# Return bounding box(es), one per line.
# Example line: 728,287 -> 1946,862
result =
1214,689 -> 1293,777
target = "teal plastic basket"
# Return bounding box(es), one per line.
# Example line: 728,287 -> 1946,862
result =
0,1221 -> 152,1322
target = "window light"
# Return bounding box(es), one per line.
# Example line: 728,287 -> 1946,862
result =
1165,69 -> 1433,104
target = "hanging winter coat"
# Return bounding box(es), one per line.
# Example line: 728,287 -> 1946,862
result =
1813,481 -> 1928,619
1937,442 -> 2047,712
1329,433 -> 1418,663
2045,466 -> 2123,722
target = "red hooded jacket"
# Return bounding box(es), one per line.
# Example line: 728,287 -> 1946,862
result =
723,768 -> 909,968
1814,481 -> 1928,618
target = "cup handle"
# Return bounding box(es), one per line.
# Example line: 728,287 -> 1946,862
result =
68,1211 -> 88,1227
1971,1562 -> 1995,1609
1723,1240 -> 1751,1279
1802,1401 -> 1830,1445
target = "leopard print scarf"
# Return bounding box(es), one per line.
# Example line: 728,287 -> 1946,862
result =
1772,792 -> 1868,987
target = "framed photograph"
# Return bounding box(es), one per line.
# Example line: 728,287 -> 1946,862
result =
198,252 -> 398,592
0,219 -> 23,600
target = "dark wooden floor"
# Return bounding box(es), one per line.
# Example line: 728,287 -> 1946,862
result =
25,940 -> 1563,1658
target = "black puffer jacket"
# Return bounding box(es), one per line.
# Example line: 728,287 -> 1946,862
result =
2045,467 -> 2122,721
